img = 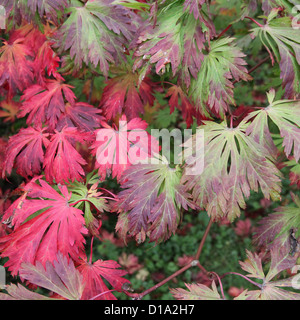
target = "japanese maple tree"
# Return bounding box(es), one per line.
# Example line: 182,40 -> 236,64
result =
0,0 -> 300,301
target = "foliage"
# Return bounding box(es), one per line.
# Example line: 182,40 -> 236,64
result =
0,0 -> 300,301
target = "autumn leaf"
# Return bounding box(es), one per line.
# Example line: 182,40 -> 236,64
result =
253,192 -> 300,256
182,120 -> 282,222
3,126 -> 49,179
0,99 -> 19,122
100,69 -> 156,121
170,281 -> 222,300
43,127 -> 90,184
166,83 -> 209,128
55,0 -> 139,77
20,252 -> 84,300
56,102 -> 103,132
90,115 -> 159,181
2,0 -> 69,25
19,79 -> 76,129
245,89 -> 300,161
116,156 -> 196,244
250,9 -> 300,98
188,37 -> 252,117
0,178 -> 88,276
132,0 -> 215,87
0,38 -> 35,98
77,257 -> 130,300
236,249 -> 300,300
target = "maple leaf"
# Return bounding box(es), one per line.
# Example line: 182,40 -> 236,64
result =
68,173 -> 109,236
20,252 -> 84,300
244,89 -> 300,162
2,0 -> 69,25
100,69 -> 156,121
285,157 -> 300,188
34,39 -> 62,84
0,38 -> 35,98
234,218 -> 252,237
116,157 -> 196,244
0,178 -> 88,276
77,258 -> 130,300
165,83 -> 210,128
0,284 -> 53,300
118,253 -> 143,275
170,281 -> 222,300
236,249 -> 300,300
90,115 -> 159,181
3,126 -> 49,179
55,0 -> 138,77
19,79 -> 76,129
182,120 -> 282,222
253,192 -> 300,256
43,127 -> 90,184
250,9 -> 300,98
183,0 -> 206,20
132,0 -> 215,87
0,99 -> 19,122
56,102 -> 103,132
188,37 -> 252,117
0,252 -> 84,300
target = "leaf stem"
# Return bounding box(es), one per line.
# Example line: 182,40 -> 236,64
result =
220,272 -> 262,288
210,272 -> 225,299
89,289 -> 116,300
244,16 -> 263,28
217,24 -> 232,39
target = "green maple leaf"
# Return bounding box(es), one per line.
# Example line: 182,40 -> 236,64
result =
170,281 -> 223,300
182,119 -> 282,222
55,0 -> 138,77
250,9 -> 300,98
133,0 -> 215,87
69,173 -> 109,236
236,250 -> 300,300
253,192 -> 300,255
245,89 -> 300,161
188,37 -> 252,117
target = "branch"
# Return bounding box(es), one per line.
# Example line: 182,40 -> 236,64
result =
122,217 -> 214,299
195,217 -> 213,260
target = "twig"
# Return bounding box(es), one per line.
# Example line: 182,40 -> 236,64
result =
195,217 -> 213,260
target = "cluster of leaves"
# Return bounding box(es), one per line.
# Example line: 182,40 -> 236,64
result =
0,0 -> 299,300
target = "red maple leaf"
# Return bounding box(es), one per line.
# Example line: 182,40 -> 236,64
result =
100,72 -> 156,120
43,127 -> 90,184
165,84 -> 208,128
3,127 -> 50,179
56,102 -> 104,132
90,115 -> 159,181
77,258 -> 130,300
0,38 -> 35,98
0,178 -> 88,276
19,79 -> 76,129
